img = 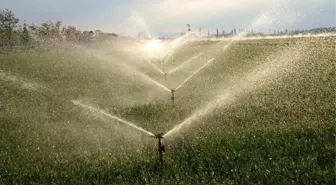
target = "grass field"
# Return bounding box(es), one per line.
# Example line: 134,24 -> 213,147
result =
0,36 -> 335,184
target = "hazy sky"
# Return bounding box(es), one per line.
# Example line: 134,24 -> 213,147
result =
2,0 -> 335,37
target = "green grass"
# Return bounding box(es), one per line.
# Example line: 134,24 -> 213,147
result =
0,36 -> 335,184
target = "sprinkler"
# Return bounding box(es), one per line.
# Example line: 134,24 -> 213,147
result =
163,72 -> 167,79
152,133 -> 165,167
171,89 -> 175,104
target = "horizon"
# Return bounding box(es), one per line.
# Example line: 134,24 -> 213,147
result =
1,0 -> 335,37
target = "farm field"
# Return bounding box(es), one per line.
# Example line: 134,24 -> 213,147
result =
0,36 -> 335,184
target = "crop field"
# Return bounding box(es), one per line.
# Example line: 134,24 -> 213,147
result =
0,36 -> 335,184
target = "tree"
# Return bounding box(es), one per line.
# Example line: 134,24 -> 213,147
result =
94,30 -> 103,41
80,30 -> 94,42
29,21 -> 63,44
63,26 -> 81,42
21,21 -> 29,45
0,9 -> 19,47
28,23 -> 42,45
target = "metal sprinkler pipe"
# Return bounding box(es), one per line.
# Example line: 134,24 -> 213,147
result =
152,133 -> 165,167
171,89 -> 175,104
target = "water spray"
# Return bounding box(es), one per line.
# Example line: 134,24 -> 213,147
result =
148,60 -> 165,75
73,101 -> 169,167
163,44 -> 309,138
167,52 -> 204,74
72,100 -> 155,137
151,133 -> 165,167
165,58 -> 216,104
175,58 -> 215,91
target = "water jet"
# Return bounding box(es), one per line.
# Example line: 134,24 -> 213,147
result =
163,44 -> 309,138
167,52 -> 204,74
175,58 -> 215,91
73,100 -> 169,167
148,60 -> 165,75
72,100 -> 155,137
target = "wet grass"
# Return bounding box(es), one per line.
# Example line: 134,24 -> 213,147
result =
0,36 -> 335,184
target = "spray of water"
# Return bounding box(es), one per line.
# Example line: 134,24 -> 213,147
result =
229,33 -> 336,41
130,13 -> 152,38
163,34 -> 190,65
175,58 -> 215,91
140,34 -> 190,75
248,0 -> 310,34
72,100 -> 155,137
143,74 -> 170,92
0,69 -> 46,91
161,50 -> 172,61
164,44 -> 308,138
147,60 -> 165,75
161,51 -> 173,65
82,49 -> 170,93
118,62 -> 170,92
222,32 -> 248,49
210,0 -> 309,55
168,52 -> 204,74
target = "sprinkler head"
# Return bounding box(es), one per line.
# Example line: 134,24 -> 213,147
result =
154,133 -> 164,139
155,132 -> 165,167
151,133 -> 164,139
171,89 -> 175,93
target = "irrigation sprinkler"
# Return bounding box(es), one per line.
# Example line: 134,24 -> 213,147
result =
171,89 -> 176,104
73,101 -> 169,167
152,133 -> 165,167
164,58 -> 216,104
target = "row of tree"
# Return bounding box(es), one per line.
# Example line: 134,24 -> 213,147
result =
217,26 -> 336,37
1,8 -> 335,46
0,9 -> 118,47
211,27 -> 336,38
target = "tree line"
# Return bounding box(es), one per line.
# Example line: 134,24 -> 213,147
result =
0,9 -> 118,47
1,8 -> 335,47
211,27 -> 336,38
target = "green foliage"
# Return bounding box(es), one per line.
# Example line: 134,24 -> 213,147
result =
0,37 -> 335,184
0,8 -> 119,47
21,22 -> 29,45
37,21 -> 63,43
0,9 -> 19,46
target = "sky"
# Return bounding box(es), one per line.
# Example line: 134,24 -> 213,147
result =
1,0 -> 335,37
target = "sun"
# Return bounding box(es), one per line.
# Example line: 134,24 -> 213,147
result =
143,39 -> 164,52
